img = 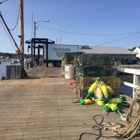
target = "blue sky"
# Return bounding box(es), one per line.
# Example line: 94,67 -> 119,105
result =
0,0 -> 140,54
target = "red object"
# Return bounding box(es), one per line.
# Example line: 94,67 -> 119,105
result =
136,51 -> 139,55
68,81 -> 75,86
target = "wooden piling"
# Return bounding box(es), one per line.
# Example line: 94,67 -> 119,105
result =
6,65 -> 22,79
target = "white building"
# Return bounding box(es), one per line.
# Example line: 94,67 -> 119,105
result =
133,47 -> 140,59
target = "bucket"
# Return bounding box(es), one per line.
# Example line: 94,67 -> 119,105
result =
65,64 -> 74,79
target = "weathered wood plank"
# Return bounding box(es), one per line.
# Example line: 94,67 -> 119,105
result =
6,65 -> 22,79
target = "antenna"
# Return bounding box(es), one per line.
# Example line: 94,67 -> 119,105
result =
31,11 -> 33,38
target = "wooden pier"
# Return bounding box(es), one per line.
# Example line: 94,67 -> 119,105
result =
0,65 -> 139,140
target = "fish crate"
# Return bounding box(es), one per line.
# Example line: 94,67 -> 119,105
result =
75,65 -> 117,77
78,54 -> 119,66
79,76 -> 121,90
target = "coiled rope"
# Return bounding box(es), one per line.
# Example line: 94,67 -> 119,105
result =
104,85 -> 140,139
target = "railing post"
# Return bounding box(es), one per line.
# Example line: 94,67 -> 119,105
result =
133,74 -> 139,98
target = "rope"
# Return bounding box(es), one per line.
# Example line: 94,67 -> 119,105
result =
79,115 -> 118,140
103,85 -> 140,140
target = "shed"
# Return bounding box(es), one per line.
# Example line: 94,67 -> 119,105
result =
79,46 -> 136,60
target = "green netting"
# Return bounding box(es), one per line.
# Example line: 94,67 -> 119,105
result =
78,54 -> 120,66
62,52 -> 83,62
75,65 -> 116,77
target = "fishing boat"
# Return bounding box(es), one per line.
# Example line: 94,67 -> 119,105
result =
11,59 -> 20,64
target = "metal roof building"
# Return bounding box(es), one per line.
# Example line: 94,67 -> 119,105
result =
78,46 -> 136,60
79,46 -> 135,54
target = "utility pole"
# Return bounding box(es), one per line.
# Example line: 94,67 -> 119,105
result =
19,0 -> 24,77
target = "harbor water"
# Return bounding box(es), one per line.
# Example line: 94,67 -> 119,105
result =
0,59 -> 20,77
0,59 -> 12,77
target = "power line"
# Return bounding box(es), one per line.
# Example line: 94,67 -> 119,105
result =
8,8 -> 19,31
0,19 -> 16,51
37,25 -> 140,46
37,25 -> 140,36
93,33 -> 140,46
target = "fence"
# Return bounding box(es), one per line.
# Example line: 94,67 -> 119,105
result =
117,67 -> 140,98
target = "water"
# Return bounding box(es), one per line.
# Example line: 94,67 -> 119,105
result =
0,59 -> 20,77
119,85 -> 133,97
0,59 -> 12,76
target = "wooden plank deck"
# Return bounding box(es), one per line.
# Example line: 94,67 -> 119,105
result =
0,65 -> 138,140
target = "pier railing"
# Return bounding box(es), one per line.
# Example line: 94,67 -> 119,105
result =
117,67 -> 140,98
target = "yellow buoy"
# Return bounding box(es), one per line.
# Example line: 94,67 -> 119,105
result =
88,82 -> 97,94
80,99 -> 92,105
96,100 -> 105,107
106,85 -> 115,96
94,87 -> 105,101
101,82 -> 109,100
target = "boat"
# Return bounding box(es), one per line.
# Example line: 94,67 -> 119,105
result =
11,60 -> 20,64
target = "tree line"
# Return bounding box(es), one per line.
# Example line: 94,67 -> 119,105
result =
0,52 -> 31,59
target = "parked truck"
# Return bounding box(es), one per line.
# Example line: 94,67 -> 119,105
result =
43,44 -> 81,67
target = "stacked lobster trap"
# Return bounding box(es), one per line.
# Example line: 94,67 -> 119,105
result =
73,53 -> 121,99
61,52 -> 84,76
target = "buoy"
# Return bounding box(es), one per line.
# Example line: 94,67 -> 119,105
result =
101,82 -> 109,100
110,103 -> 124,116
80,99 -> 92,105
102,103 -> 111,112
88,82 -> 97,94
94,87 -> 106,101
110,97 -> 123,104
96,100 -> 105,107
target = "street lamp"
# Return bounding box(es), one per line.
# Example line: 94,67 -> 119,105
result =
34,20 -> 49,38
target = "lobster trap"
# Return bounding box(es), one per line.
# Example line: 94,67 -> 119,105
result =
77,54 -> 119,66
61,52 -> 83,76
